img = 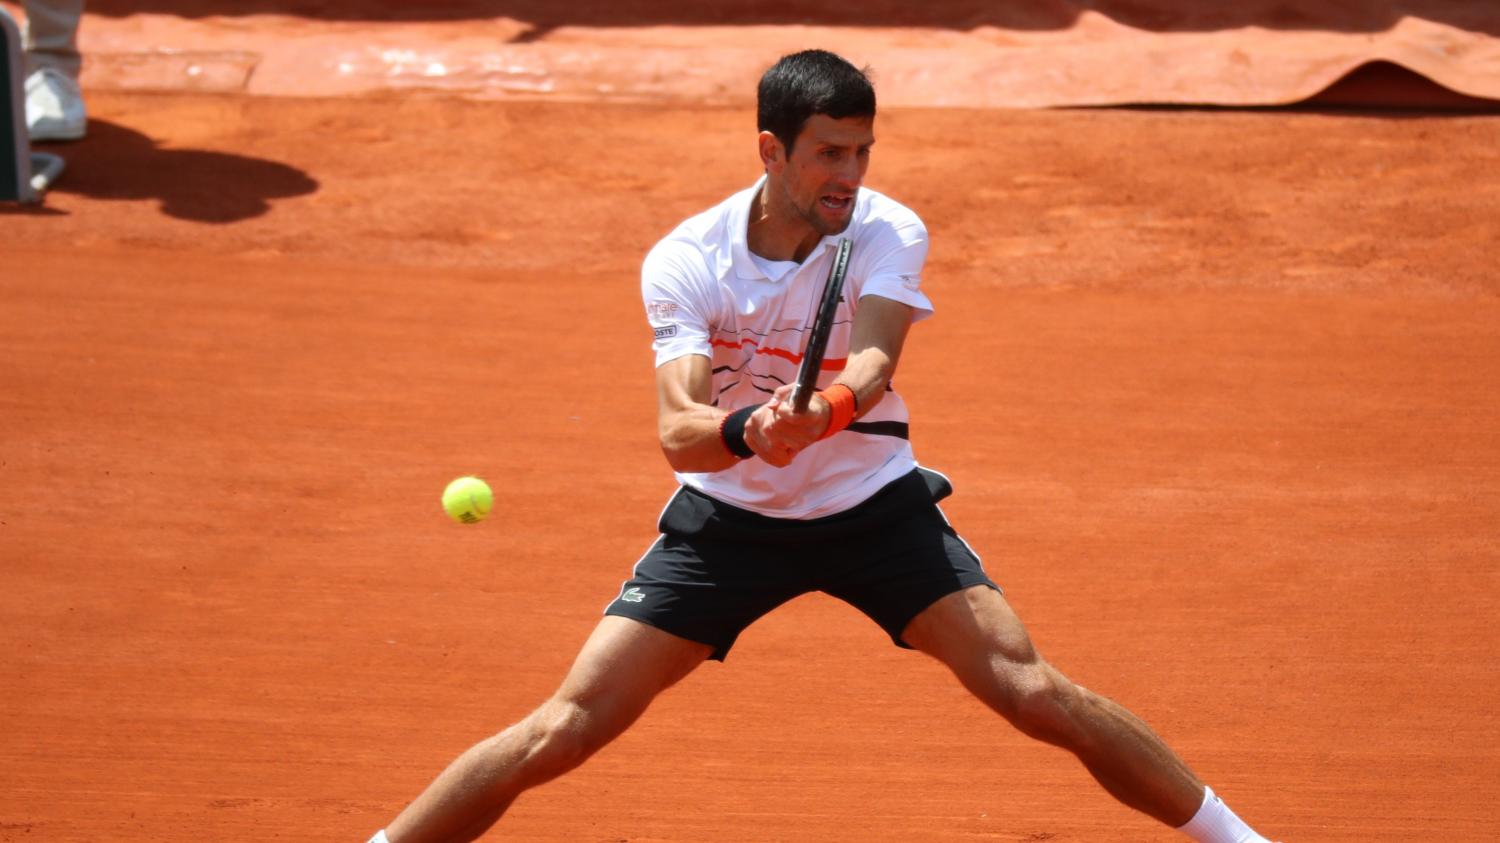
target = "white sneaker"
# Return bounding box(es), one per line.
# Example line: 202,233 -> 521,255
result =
25,67 -> 87,142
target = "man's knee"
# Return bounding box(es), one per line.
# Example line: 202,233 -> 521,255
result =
993,662 -> 1084,746
512,697 -> 616,782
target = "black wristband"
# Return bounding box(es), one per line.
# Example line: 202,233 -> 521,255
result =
718,404 -> 759,459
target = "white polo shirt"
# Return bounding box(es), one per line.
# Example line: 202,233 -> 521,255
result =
642,177 -> 935,519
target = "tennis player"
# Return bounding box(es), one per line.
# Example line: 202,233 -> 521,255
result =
368,49 -> 1279,843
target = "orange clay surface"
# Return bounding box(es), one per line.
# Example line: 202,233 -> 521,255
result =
4,23 -> 1500,843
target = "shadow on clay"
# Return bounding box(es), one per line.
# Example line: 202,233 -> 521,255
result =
28,118 -> 319,223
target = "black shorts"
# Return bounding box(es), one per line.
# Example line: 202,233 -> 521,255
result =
605,467 -> 999,661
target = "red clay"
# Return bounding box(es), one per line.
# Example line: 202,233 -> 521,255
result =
3,42 -> 1499,843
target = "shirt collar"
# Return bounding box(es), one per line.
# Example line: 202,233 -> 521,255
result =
726,175 -> 845,281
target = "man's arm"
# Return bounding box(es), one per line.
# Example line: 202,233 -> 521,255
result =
831,293 -> 915,417
656,354 -> 742,474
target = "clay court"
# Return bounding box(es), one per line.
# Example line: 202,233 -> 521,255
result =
3,3 -> 1499,841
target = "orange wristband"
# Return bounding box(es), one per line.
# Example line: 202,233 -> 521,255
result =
816,383 -> 857,440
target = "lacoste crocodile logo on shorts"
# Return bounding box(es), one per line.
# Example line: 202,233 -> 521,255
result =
621,587 -> 646,603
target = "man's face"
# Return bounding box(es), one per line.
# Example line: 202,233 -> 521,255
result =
766,113 -> 874,237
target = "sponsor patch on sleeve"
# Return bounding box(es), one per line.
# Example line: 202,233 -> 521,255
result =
647,301 -> 680,320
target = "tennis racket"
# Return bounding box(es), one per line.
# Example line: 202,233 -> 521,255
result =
791,237 -> 852,413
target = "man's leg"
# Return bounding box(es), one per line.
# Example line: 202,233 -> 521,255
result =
902,585 -> 1207,826
380,616 -> 713,843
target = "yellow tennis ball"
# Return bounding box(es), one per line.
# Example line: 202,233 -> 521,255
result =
442,476 -> 493,524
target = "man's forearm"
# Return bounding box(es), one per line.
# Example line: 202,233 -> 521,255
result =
833,346 -> 897,419
659,404 -> 742,473
830,294 -> 912,420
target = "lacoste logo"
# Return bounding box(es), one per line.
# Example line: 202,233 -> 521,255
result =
654,325 -> 678,340
621,587 -> 646,603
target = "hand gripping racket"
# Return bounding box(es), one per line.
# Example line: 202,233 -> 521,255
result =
791,237 -> 852,413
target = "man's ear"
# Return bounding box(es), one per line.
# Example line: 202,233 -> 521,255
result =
757,131 -> 784,171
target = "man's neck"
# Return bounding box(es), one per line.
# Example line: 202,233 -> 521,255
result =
746,180 -> 821,263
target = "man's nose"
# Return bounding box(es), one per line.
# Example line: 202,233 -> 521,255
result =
834,157 -> 862,190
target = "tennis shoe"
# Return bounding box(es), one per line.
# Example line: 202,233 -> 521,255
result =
25,67 -> 87,142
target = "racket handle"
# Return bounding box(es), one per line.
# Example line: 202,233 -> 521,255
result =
790,384 -> 812,413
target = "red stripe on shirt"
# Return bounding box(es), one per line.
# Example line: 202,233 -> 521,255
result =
711,337 -> 845,370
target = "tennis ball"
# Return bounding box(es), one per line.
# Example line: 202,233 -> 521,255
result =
442,476 -> 493,524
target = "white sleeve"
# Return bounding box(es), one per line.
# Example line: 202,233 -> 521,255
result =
852,208 -> 934,322
641,238 -> 717,367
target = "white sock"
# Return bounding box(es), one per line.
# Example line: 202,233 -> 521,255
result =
366,832 -> 390,843
1177,787 -> 1271,843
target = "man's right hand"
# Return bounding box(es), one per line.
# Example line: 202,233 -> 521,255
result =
744,390 -> 804,467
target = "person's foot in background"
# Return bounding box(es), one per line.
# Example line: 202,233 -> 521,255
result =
26,66 -> 86,141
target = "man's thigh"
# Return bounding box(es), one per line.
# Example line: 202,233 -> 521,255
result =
555,616 -> 714,719
900,584 -> 1039,671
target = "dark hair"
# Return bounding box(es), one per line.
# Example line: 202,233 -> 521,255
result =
757,50 -> 876,156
